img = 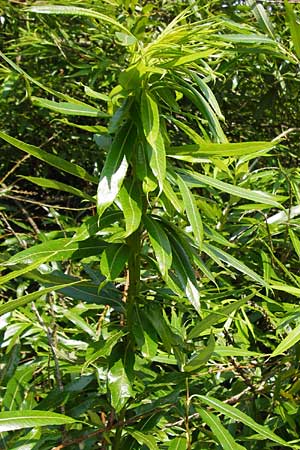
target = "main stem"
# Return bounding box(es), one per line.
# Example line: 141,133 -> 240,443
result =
126,226 -> 141,332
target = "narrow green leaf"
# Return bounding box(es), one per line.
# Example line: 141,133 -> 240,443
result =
32,97 -> 109,117
184,334 -> 215,372
179,170 -> 282,208
168,141 -> 275,158
83,85 -> 110,101
271,323 -> 300,357
136,142 -> 158,193
198,396 -> 290,447
246,0 -> 275,38
9,427 -> 41,450
203,243 -> 267,287
146,135 -> 166,191
84,330 -> 124,369
168,437 -> 187,450
143,215 -> 172,278
285,0 -> 300,59
145,304 -> 177,353
270,284 -> 300,296
169,49 -> 216,67
0,281 -> 85,316
177,174 -> 203,247
191,72 -> 225,121
27,5 -> 133,36
0,410 -> 76,432
289,229 -> 300,260
127,429 -> 159,450
188,298 -> 248,339
219,34 -> 277,44
97,123 -> 134,218
5,237 -> 107,265
115,32 -> 137,46
63,309 -> 96,337
21,176 -> 94,201
133,307 -> 158,359
0,131 -> 97,184
162,179 -> 183,214
119,179 -> 142,236
108,358 -> 133,412
1,257 -> 54,285
3,366 -> 34,411
213,346 -> 263,357
199,408 -> 246,450
141,91 -> 166,190
168,233 -> 200,313
100,244 -> 128,281
141,90 -> 160,146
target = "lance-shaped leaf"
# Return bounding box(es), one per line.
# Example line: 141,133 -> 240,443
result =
191,72 -> 225,121
168,233 -> 200,313
127,429 -> 159,450
0,281 -> 85,316
197,396 -> 291,447
177,174 -> 203,248
145,304 -> 178,354
198,408 -> 246,450
169,437 -> 187,450
184,334 -> 215,372
203,243 -> 267,287
5,237 -> 107,266
143,215 -> 172,278
188,298 -> 248,339
108,358 -> 133,413
284,0 -> 300,59
145,135 -> 166,192
141,91 -> 166,190
21,176 -> 94,202
0,131 -> 97,183
179,169 -> 282,208
119,179 -> 142,236
97,123 -> 134,218
100,244 -> 129,281
168,140 -> 275,158
0,410 -> 76,432
141,91 -> 160,145
136,142 -> 158,193
271,322 -> 300,357
27,5 -> 133,36
32,97 -> 109,117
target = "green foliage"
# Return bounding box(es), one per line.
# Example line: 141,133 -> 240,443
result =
1,1 -> 300,449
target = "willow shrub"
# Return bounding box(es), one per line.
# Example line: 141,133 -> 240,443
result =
1,4 -> 300,450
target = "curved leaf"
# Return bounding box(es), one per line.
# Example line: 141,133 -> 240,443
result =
198,396 -> 291,447
0,410 -> 76,432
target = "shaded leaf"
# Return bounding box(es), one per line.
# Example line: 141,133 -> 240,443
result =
198,396 -> 291,447
0,131 -> 97,183
108,358 -> 133,412
127,429 -> 159,450
143,215 -> 172,278
100,244 -> 129,281
198,408 -> 246,450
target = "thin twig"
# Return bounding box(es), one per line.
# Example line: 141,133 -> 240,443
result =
31,302 -> 65,412
0,211 -> 27,248
52,405 -> 173,450
1,183 -> 40,234
1,193 -> 95,211
0,154 -> 30,185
